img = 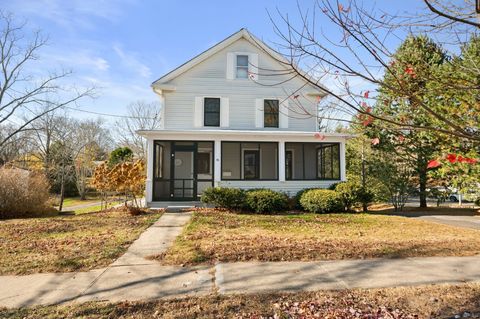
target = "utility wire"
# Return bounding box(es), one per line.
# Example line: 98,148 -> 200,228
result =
65,106 -> 158,120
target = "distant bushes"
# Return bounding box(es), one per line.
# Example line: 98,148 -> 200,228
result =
0,168 -> 52,219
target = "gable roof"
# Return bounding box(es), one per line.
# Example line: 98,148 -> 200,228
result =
151,28 -> 328,95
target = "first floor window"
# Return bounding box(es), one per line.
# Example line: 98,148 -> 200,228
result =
317,144 -> 340,179
243,150 -> 260,179
264,99 -> 279,127
197,152 -> 211,175
204,98 -> 220,126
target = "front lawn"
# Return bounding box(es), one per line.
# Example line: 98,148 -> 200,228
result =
156,209 -> 480,265
1,283 -> 478,318
0,210 -> 162,275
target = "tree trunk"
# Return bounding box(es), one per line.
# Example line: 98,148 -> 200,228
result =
361,141 -> 368,212
59,171 -> 65,212
419,166 -> 428,208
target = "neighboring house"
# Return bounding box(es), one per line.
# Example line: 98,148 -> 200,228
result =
138,28 -> 349,205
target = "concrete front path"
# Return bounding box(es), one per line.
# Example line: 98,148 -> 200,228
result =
2,212 -> 480,308
417,215 -> 480,230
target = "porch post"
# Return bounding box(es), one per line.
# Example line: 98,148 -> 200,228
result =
279,140 -> 286,182
214,139 -> 221,186
145,138 -> 154,205
340,141 -> 346,181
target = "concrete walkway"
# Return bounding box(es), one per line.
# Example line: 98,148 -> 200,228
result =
418,215 -> 480,230
2,212 -> 480,308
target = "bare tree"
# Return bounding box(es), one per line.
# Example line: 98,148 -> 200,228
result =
115,101 -> 161,158
251,0 -> 480,141
0,11 -> 94,150
73,118 -> 111,199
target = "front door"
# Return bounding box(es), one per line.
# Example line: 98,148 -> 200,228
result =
172,145 -> 196,200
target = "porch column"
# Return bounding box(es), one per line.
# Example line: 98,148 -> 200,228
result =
145,138 -> 154,204
340,141 -> 346,181
279,140 -> 286,182
214,139 -> 221,186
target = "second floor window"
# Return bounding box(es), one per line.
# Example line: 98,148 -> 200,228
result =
204,98 -> 220,126
264,99 -> 279,128
236,55 -> 248,79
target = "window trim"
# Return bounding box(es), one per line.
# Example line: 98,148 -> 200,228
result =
236,54 -> 249,79
203,97 -> 221,127
264,99 -> 279,128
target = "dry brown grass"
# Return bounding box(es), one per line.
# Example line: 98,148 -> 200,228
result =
1,283 -> 479,318
0,210 -> 162,275
155,209 -> 480,265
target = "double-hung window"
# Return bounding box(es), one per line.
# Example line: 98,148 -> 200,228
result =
264,99 -> 279,128
204,98 -> 220,127
236,55 -> 249,79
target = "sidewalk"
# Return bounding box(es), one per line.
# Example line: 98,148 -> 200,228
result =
1,212 -> 480,308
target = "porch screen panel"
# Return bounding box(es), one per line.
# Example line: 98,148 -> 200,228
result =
260,143 -> 278,179
221,142 -> 278,180
222,142 -> 241,179
285,142 -> 341,180
153,141 -> 172,199
197,142 -> 214,197
303,143 -> 318,180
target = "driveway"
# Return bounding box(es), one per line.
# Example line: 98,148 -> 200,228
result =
418,215 -> 480,230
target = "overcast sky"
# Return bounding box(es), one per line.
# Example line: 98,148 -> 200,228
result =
4,0 -> 433,123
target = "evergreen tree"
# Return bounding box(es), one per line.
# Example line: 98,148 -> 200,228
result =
367,36 -> 448,208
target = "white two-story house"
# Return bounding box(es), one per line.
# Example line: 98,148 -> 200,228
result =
138,29 -> 348,205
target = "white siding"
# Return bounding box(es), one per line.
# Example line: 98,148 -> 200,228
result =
162,38 -> 319,131
217,180 -> 336,197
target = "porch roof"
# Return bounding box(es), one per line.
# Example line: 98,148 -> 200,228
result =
137,129 -> 353,140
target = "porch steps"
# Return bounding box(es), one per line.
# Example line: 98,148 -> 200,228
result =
165,206 -> 195,213
148,201 -> 212,212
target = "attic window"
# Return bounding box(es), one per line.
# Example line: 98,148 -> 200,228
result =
236,55 -> 248,79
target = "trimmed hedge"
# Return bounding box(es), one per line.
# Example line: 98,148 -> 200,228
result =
299,189 -> 343,213
201,187 -> 246,210
201,187 -> 289,213
245,189 -> 288,213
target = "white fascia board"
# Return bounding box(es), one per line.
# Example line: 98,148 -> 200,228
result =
136,129 -> 353,143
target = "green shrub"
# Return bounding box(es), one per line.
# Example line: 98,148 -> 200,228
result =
299,189 -> 343,213
333,181 -> 375,211
293,188 -> 315,210
245,189 -> 288,213
200,187 -> 246,210
334,182 -> 359,211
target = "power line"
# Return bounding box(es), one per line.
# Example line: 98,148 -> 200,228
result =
65,106 -> 158,120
